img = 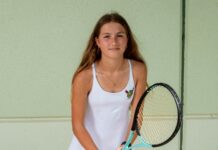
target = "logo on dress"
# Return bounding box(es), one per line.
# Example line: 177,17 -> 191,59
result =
125,88 -> 134,99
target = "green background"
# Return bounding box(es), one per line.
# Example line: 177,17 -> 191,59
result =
0,0 -> 218,149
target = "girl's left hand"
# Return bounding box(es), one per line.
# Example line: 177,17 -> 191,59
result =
116,145 -> 123,150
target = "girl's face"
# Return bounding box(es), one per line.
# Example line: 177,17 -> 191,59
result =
95,22 -> 128,60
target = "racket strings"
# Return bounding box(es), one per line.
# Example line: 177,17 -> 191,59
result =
136,86 -> 178,144
137,101 -> 144,130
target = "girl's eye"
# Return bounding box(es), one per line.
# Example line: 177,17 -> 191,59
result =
103,36 -> 109,39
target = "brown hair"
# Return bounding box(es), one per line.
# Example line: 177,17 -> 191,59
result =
72,12 -> 145,82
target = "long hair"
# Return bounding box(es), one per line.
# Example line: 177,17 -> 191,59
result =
72,12 -> 145,82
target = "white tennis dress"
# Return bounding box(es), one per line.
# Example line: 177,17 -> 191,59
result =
68,60 -> 135,150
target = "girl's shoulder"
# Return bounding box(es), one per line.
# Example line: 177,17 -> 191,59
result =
130,60 -> 147,72
130,59 -> 147,81
73,66 -> 93,91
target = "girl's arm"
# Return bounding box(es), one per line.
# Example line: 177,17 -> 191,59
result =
71,69 -> 98,150
121,61 -> 148,147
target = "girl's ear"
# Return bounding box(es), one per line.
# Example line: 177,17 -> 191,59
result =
95,37 -> 100,47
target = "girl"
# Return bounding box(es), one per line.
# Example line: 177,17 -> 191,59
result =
69,12 -> 148,150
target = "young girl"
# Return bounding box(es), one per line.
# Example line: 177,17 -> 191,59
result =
68,12 -> 148,150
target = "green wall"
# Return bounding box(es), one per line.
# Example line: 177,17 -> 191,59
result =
185,0 -> 218,115
0,0 -> 217,149
183,0 -> 218,149
0,0 -> 181,118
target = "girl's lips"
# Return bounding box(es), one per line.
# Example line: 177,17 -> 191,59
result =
109,48 -> 120,50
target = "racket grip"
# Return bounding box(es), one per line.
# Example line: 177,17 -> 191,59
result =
121,141 -> 132,150
122,131 -> 134,150
121,141 -> 132,147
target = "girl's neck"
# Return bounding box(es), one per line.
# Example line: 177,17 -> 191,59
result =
97,58 -> 127,74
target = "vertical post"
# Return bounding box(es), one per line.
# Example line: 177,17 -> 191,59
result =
180,0 -> 186,150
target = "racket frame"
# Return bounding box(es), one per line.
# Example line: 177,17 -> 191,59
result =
122,83 -> 182,149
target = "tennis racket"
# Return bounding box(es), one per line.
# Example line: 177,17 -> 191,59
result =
122,83 -> 182,150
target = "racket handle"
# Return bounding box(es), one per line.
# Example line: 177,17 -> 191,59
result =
122,131 -> 134,150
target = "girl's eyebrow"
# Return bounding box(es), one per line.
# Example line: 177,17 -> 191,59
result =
101,33 -> 110,35
117,32 -> 126,35
101,32 -> 126,35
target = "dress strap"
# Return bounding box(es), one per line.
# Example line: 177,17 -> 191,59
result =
128,60 -> 134,82
92,63 -> 96,78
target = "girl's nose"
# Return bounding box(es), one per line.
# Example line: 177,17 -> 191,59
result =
111,36 -> 118,45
